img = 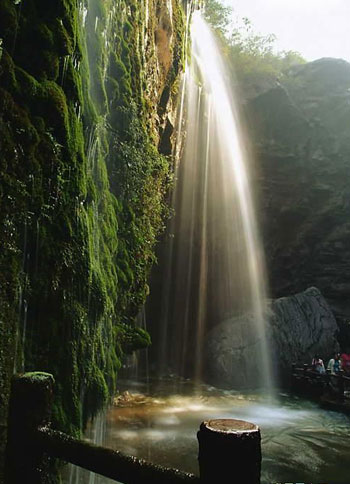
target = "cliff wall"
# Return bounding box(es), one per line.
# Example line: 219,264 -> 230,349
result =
0,0 -> 187,477
248,58 -> 350,340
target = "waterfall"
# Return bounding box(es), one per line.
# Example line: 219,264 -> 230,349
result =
156,0 -> 193,381
155,11 -> 273,390
13,219 -> 28,374
121,307 -> 150,389
67,411 -> 112,484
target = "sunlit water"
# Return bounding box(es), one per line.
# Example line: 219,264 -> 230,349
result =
63,379 -> 350,484
154,11 -> 272,390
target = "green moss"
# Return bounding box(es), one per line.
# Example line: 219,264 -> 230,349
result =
109,54 -> 128,80
0,0 -> 18,48
105,76 -> 120,103
83,366 -> 109,423
37,80 -> 70,143
0,51 -> 18,92
14,67 -> 39,100
55,19 -> 73,56
19,372 -> 55,384
123,20 -> 133,37
33,23 -> 55,50
121,39 -> 132,73
117,324 -> 152,355
0,3 -> 186,476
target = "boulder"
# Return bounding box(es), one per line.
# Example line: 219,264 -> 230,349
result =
269,287 -> 339,380
205,312 -> 270,388
204,287 -> 339,388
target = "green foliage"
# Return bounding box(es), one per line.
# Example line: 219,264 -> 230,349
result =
204,0 -> 306,97
204,0 -> 232,36
83,365 -> 109,422
116,324 -> 151,355
107,103 -> 172,320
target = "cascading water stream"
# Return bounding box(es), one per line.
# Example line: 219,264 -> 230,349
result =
120,306 -> 150,388
155,10 -> 273,390
156,1 -> 193,377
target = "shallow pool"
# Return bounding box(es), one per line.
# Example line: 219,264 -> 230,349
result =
63,378 -> 350,484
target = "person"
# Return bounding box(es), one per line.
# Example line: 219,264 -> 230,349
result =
335,353 -> 341,373
312,354 -> 325,374
341,350 -> 350,375
327,353 -> 341,374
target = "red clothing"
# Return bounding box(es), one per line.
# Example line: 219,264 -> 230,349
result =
341,353 -> 350,373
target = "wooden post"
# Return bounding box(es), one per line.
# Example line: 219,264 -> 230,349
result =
5,372 -> 54,483
197,419 -> 261,484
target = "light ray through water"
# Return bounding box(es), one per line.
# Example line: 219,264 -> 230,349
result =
156,10 -> 273,391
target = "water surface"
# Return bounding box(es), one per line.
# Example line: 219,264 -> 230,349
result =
65,379 -> 350,484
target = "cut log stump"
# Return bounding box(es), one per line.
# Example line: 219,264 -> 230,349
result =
197,419 -> 261,484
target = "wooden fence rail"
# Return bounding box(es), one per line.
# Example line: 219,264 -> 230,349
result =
5,372 -> 261,484
37,426 -> 200,484
292,364 -> 350,389
291,364 -> 350,414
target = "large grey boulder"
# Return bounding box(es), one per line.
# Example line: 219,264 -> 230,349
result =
269,287 -> 339,379
205,312 -> 270,389
204,287 -> 339,388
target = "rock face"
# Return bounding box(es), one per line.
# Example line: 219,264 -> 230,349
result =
247,58 -> 350,329
205,312 -> 269,388
0,0 -> 187,477
204,287 -> 339,388
269,287 -> 339,379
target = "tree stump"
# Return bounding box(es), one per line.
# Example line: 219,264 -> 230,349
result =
197,419 -> 261,483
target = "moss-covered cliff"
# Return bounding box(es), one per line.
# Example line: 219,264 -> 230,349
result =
0,0 -> 186,477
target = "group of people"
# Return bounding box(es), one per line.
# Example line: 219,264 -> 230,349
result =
311,352 -> 350,375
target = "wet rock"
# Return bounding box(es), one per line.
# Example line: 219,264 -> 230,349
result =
247,58 -> 350,328
269,287 -> 339,380
204,287 -> 338,387
205,312 -> 271,388
113,391 -> 149,407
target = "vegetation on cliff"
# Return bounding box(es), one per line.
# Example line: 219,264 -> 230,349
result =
204,0 -> 305,98
0,0 -> 186,472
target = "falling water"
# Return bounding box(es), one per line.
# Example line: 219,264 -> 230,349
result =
13,219 -> 28,374
66,411 -> 113,484
120,307 -> 150,389
156,0 -> 192,381
60,55 -> 69,86
155,11 -> 273,390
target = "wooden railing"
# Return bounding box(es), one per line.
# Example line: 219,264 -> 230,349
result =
5,372 -> 261,484
291,364 -> 350,410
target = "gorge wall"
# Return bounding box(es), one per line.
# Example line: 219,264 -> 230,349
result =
0,0 -> 187,477
205,287 -> 339,387
248,58 -> 350,348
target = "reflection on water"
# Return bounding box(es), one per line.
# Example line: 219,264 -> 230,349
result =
63,379 -> 350,484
